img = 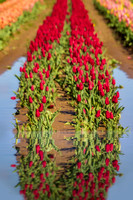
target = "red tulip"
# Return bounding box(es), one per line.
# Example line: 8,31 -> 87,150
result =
95,110 -> 100,118
106,111 -> 110,119
11,96 -> 16,100
105,97 -> 109,105
42,96 -> 46,103
95,145 -> 100,152
29,161 -> 33,168
105,144 -> 110,152
29,96 -> 33,103
36,109 -> 40,118
77,94 -> 81,102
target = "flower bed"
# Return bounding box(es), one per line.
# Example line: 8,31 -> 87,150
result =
93,0 -> 133,46
0,0 -> 44,50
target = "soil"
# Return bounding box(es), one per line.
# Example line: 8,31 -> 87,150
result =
1,0 -> 133,171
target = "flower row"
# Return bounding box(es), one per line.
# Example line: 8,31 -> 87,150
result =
14,0 -> 67,134
61,0 -> 123,131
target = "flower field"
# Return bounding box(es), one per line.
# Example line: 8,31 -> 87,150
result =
93,0 -> 133,46
8,0 -> 130,199
0,0 -> 45,50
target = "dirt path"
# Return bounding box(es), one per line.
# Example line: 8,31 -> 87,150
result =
83,0 -> 133,78
0,0 -> 55,74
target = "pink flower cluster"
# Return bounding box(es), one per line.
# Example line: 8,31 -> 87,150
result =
96,0 -> 133,31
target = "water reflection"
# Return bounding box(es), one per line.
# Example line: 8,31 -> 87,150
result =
14,128 -> 125,200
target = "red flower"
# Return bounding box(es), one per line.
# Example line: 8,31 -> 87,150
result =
39,150 -> 44,161
29,161 -> 33,168
112,78 -> 116,85
105,97 -> 109,105
106,111 -> 110,119
110,143 -> 113,151
39,103 -> 43,112
40,82 -> 44,90
29,96 -> 33,103
95,145 -> 100,152
116,91 -> 120,98
11,164 -> 16,167
112,176 -> 116,183
110,112 -> 114,119
46,86 -> 49,91
31,85 -> 34,91
42,96 -> 46,103
95,110 -> 100,118
36,145 -> 40,154
112,95 -> 118,103
77,94 -> 81,102
11,96 -> 16,100
36,109 -> 40,118
105,158 -> 110,166
31,172 -> 35,178
46,71 -> 49,78
25,72 -> 28,79
29,72 -> 33,78
42,160 -> 47,168
77,162 -> 81,169
105,144 -> 110,152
